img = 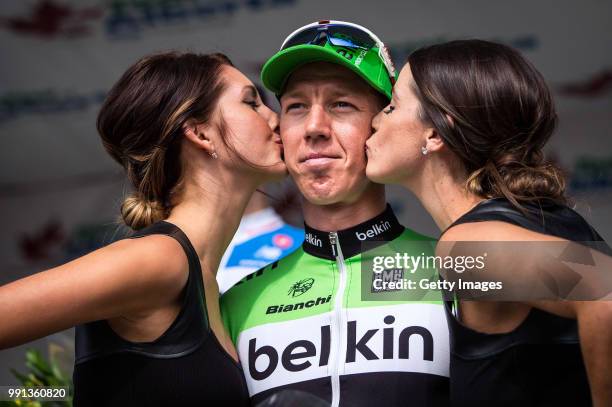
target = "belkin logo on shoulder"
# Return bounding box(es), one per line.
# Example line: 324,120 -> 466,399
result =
356,220 -> 391,241
305,232 -> 322,247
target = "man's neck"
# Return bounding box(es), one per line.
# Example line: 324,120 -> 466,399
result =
301,184 -> 387,232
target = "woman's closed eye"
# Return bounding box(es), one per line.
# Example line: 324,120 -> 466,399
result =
383,105 -> 395,114
244,100 -> 260,110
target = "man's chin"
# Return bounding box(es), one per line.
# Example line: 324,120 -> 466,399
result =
297,181 -> 345,206
303,195 -> 339,206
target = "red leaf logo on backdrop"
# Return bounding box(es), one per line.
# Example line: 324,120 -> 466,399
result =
0,0 -> 102,38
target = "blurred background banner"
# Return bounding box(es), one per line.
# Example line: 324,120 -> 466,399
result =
1,0 -> 610,385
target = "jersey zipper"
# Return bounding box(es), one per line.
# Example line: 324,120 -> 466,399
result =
329,232 -> 348,407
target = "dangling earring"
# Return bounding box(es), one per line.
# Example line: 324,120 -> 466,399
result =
210,152 -> 218,159
421,146 -> 428,156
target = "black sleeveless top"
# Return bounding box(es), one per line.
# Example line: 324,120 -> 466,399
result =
73,221 -> 250,407
444,198 -> 610,407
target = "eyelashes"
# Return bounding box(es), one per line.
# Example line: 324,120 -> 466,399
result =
383,105 -> 395,114
245,100 -> 260,110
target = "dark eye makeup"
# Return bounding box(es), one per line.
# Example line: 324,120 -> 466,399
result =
383,105 -> 395,114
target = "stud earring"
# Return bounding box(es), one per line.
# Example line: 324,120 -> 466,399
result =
421,146 -> 429,156
210,152 -> 218,159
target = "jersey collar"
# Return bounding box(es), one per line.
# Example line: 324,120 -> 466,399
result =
302,204 -> 405,260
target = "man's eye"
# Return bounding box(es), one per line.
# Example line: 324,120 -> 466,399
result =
285,103 -> 305,112
333,101 -> 354,109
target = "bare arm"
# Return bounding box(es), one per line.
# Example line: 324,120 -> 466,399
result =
530,300 -> 612,407
0,235 -> 188,349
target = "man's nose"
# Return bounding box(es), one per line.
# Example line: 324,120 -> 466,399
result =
304,105 -> 331,140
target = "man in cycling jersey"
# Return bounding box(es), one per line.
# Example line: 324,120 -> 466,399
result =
221,20 -> 449,407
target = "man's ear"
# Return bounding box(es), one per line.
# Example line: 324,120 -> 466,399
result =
182,120 -> 217,157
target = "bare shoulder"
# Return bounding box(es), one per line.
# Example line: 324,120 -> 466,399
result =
60,233 -> 190,312
440,221 -> 564,243
101,234 -> 189,288
110,234 -> 187,266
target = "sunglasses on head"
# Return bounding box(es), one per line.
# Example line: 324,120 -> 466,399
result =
280,20 -> 396,84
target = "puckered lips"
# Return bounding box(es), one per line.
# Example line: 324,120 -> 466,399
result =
274,135 -> 284,160
364,134 -> 376,154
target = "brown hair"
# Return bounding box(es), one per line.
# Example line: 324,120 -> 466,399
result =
408,40 -> 566,209
97,52 -> 233,230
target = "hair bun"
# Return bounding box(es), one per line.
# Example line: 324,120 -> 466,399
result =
120,193 -> 166,230
467,159 -> 566,208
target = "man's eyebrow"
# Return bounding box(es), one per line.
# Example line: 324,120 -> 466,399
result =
327,89 -> 355,98
281,84 -> 368,102
280,89 -> 307,100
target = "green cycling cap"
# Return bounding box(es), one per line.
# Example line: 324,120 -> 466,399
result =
261,20 -> 397,100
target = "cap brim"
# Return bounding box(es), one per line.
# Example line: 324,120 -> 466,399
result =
261,44 -> 387,98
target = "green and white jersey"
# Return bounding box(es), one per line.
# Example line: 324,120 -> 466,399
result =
221,205 -> 450,406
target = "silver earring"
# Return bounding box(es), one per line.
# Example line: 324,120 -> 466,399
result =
421,146 -> 429,156
210,152 -> 218,159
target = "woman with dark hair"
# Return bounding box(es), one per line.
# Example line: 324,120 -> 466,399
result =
0,51 -> 285,406
365,40 -> 612,406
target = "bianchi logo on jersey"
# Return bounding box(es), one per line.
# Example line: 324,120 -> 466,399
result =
355,220 -> 392,241
237,303 -> 450,396
266,294 -> 331,314
288,278 -> 315,297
